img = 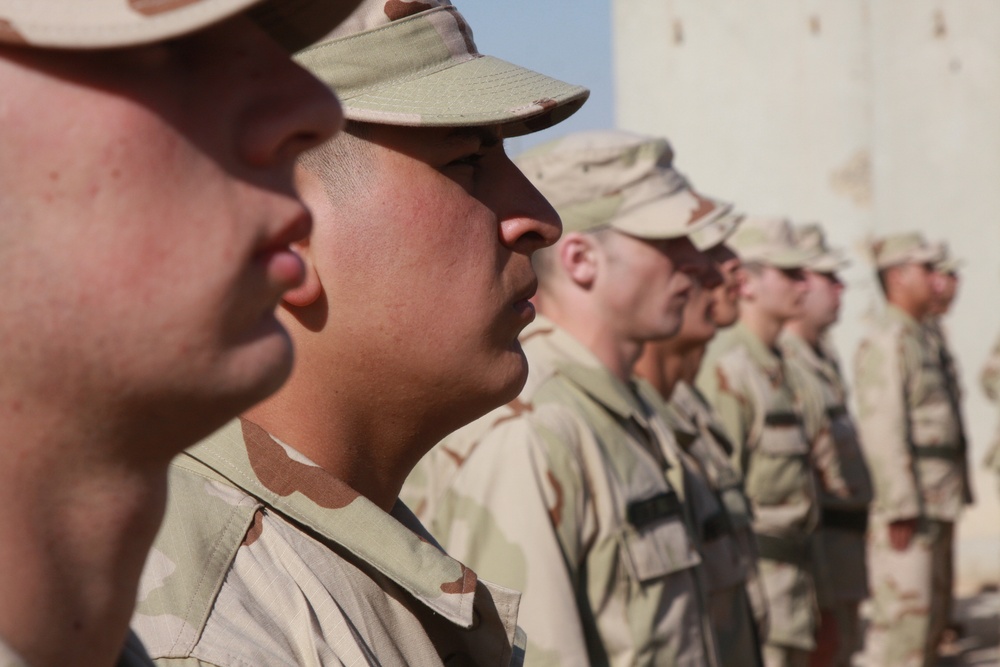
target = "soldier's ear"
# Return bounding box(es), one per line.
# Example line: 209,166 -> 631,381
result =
560,232 -> 599,288
281,236 -> 321,308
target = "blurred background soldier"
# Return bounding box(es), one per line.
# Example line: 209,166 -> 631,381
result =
779,224 -> 872,667
696,217 -> 820,667
407,130 -> 723,666
926,243 -> 974,654
635,212 -> 768,667
981,333 -> 1000,496
854,233 -> 970,667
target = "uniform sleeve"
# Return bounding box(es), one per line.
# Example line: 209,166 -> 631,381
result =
697,356 -> 753,476
426,409 -> 593,667
853,331 -> 921,521
980,333 -> 1000,403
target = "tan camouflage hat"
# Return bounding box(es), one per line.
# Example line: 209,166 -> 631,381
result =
727,216 -> 817,268
795,222 -> 849,273
295,0 -> 589,136
0,0 -> 362,52
933,241 -> 964,274
513,130 -> 732,239
870,232 -> 943,270
690,211 -> 744,251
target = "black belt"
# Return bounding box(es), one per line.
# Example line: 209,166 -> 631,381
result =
764,411 -> 802,427
627,491 -> 682,530
755,533 -> 810,565
826,405 -> 848,419
912,444 -> 962,461
702,512 -> 732,543
821,507 -> 868,533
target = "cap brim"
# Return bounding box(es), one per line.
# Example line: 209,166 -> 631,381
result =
691,211 -> 743,251
339,55 -> 589,137
0,0 -> 360,51
745,248 -> 818,269
612,192 -> 732,241
806,250 -> 851,273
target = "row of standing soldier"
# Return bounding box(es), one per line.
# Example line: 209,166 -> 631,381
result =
404,132 -> 978,667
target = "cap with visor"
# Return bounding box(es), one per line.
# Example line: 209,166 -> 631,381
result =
690,211 -> 744,251
514,130 -> 732,240
295,0 -> 589,136
869,232 -> 944,270
727,216 -> 817,269
794,222 -> 849,273
933,241 -> 963,274
0,0 -> 361,51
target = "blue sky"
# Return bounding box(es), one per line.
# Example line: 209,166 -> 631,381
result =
459,0 -> 615,154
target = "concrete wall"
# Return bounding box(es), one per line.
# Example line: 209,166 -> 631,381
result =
613,0 -> 1000,593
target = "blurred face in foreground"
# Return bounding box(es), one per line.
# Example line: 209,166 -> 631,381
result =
0,17 -> 343,453
292,124 -> 562,433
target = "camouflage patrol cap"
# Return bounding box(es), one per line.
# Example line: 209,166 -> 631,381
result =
295,0 -> 589,136
513,130 -> 732,239
870,232 -> 943,270
727,216 -> 816,268
933,241 -> 964,274
0,0 -> 362,52
795,222 -> 849,273
690,211 -> 744,251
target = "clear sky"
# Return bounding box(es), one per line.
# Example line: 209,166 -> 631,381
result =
458,0 -> 616,154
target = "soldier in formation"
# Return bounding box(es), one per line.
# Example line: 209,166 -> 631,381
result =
129,0 -> 588,664
0,0 -> 362,665
696,218 -> 821,667
780,226 -> 872,667
406,130 -> 728,666
854,233 -> 971,667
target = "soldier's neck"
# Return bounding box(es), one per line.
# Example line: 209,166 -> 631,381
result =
740,306 -> 785,350
0,432 -> 166,667
784,319 -> 822,347
539,300 -> 641,383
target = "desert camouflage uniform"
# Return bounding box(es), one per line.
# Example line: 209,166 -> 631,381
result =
781,332 -> 872,667
854,305 -> 969,667
639,380 -> 765,667
696,323 -> 819,666
132,418 -> 525,667
406,316 -> 713,667
981,332 -> 1000,492
670,381 -> 770,636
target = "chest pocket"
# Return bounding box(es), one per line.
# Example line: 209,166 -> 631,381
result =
620,491 -> 700,583
746,411 -> 811,506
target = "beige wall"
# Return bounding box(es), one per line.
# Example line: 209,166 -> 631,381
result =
613,0 -> 1000,592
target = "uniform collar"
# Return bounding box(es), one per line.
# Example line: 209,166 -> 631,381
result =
183,419 -> 485,629
520,316 -> 651,426
731,321 -> 783,374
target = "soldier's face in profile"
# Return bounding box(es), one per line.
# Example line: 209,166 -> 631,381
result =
894,261 -> 937,313
598,233 -> 707,343
929,270 -> 959,315
705,243 -> 741,328
799,270 -> 844,329
298,123 -> 561,430
0,17 -> 342,453
746,265 -> 808,322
